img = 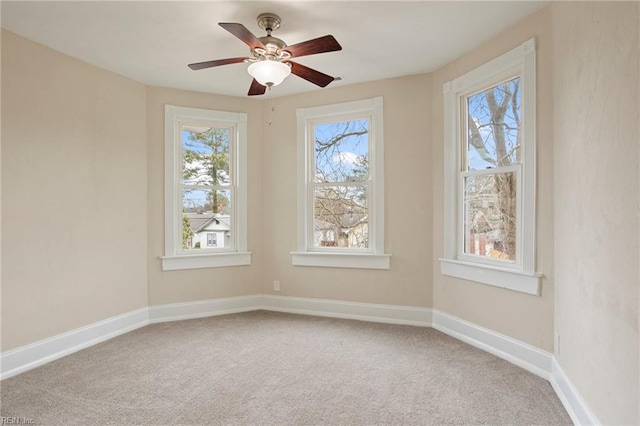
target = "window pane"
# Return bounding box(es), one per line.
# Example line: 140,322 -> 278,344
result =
466,77 -> 520,170
314,119 -> 369,183
313,185 -> 368,248
182,189 -> 232,250
182,125 -> 231,186
464,172 -> 516,261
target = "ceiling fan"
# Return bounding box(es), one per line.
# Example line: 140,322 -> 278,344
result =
188,13 -> 342,96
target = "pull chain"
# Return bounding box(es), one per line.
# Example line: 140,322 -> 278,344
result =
267,86 -> 275,126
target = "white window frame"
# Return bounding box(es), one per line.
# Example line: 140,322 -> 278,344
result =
292,97 -> 390,269
440,38 -> 541,295
162,105 -> 251,271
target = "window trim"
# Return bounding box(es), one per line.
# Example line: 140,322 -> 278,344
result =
440,38 -> 541,295
292,97 -> 390,269
162,105 -> 250,271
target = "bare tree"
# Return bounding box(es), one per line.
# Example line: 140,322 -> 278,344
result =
465,78 -> 520,259
313,120 -> 369,248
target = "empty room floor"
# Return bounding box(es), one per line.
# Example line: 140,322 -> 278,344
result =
0,311 -> 571,425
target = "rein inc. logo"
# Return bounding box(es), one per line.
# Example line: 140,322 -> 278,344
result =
1,417 -> 34,425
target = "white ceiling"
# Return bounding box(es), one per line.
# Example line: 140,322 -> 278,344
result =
1,1 -> 546,98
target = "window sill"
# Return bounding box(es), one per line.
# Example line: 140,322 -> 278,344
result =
162,252 -> 252,271
439,258 -> 541,295
291,252 -> 391,270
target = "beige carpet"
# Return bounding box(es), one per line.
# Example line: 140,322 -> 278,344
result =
0,311 -> 571,425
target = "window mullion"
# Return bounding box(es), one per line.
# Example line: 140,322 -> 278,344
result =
461,164 -> 520,178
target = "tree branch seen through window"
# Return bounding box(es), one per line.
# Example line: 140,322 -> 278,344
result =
313,119 -> 369,249
465,77 -> 520,260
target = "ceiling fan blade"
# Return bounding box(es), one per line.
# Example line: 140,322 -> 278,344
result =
188,57 -> 247,70
248,79 -> 267,96
219,22 -> 266,51
283,35 -> 342,58
288,61 -> 335,88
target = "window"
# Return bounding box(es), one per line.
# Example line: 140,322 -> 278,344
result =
441,38 -> 540,295
162,105 -> 250,270
292,97 -> 390,269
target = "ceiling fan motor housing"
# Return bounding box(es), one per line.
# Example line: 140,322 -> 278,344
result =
255,14 -> 289,59
257,35 -> 287,56
257,13 -> 281,33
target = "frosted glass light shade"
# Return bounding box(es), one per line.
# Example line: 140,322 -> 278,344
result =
247,60 -> 291,87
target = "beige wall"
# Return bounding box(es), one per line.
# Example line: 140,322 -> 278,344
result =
3,8 -> 638,424
431,7 -> 555,351
1,31 -> 148,351
146,87 -> 263,305
1,29 -> 4,355
260,75 -> 433,307
552,2 -> 639,424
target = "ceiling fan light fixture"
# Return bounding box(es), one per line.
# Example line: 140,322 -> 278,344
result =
247,60 -> 291,87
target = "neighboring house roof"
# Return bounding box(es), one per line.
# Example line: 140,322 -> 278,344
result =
340,213 -> 367,228
184,212 -> 230,233
313,218 -> 337,232
314,213 -> 367,232
185,212 -> 214,233
345,215 -> 368,234
199,215 -> 230,233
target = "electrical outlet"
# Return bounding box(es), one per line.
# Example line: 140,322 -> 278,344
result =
554,331 -> 560,354
273,280 -> 280,291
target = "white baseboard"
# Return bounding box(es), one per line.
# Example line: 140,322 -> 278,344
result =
1,295 -> 430,380
432,310 -> 553,380
0,295 -> 599,425
0,307 -> 149,380
260,294 -> 432,327
147,294 -> 432,327
148,295 -> 262,323
550,357 -> 600,425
